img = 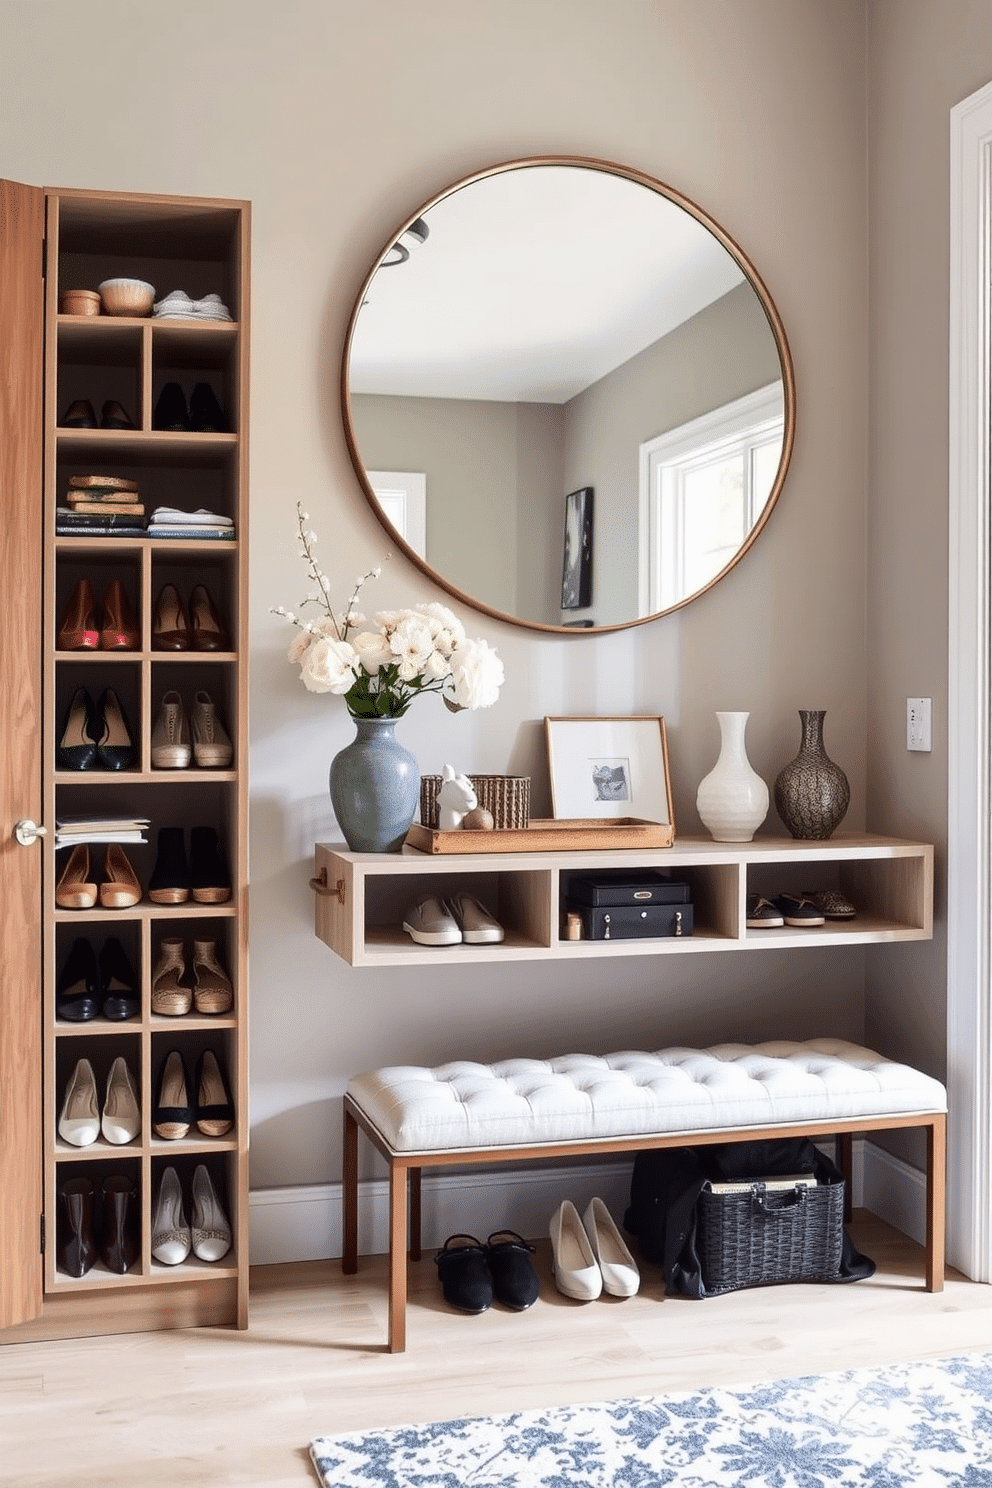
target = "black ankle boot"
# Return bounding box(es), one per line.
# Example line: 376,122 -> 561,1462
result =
189,826 -> 231,905
99,937 -> 140,1020
148,826 -> 190,905
58,1177 -> 97,1277
56,938 -> 99,1021
101,1175 -> 139,1274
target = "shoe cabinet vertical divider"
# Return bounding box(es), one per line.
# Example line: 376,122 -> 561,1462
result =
38,189 -> 250,1339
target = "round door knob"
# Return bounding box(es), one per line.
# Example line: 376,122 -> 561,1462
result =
13,819 -> 47,847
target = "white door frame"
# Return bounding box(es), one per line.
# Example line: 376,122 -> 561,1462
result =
948,78 -> 992,1282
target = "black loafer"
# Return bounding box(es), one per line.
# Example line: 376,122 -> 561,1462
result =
434,1234 -> 492,1314
486,1230 -> 540,1310
98,937 -> 140,1020
56,938 -> 99,1021
190,381 -> 227,433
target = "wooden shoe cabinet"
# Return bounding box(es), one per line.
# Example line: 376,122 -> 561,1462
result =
17,188 -> 249,1341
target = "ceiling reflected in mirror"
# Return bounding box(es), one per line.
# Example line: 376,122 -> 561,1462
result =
343,157 -> 795,634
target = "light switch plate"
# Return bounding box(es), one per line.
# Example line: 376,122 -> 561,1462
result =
907,697 -> 932,752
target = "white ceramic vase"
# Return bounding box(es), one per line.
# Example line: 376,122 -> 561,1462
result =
696,710 -> 769,843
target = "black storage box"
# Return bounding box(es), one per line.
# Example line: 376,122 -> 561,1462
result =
566,870 -> 691,908
567,901 -> 693,940
696,1178 -> 845,1294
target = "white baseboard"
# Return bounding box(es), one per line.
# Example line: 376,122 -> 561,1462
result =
248,1139 -> 925,1267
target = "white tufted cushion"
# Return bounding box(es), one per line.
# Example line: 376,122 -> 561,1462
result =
346,1039 -> 947,1153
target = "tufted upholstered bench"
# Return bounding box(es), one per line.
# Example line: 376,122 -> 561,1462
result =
342,1038 -> 947,1351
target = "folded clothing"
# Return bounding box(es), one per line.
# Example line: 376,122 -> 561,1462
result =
149,506 -> 233,527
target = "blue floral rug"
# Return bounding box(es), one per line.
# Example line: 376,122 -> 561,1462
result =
310,1351 -> 992,1487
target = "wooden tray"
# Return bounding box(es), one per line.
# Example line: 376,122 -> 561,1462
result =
404,817 -> 675,855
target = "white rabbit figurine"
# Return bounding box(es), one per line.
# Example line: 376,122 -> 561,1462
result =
437,764 -> 478,831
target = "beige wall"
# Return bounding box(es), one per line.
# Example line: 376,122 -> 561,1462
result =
351,393 -> 565,623
2,0 -> 881,1194
864,1 -> 992,1168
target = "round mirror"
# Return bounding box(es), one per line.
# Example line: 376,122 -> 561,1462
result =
342,156 -> 795,634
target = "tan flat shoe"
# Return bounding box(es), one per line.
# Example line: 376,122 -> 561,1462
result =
55,844 -> 98,909
191,691 -> 233,768
99,843 -> 142,908
151,938 -> 192,1016
192,939 -> 233,1015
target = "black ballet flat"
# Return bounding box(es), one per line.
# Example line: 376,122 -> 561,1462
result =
434,1234 -> 493,1314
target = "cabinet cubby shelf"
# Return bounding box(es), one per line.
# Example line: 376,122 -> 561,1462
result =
37,186 -> 250,1337
314,833 -> 933,968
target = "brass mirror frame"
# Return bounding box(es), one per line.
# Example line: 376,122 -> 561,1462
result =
341,155 -> 796,635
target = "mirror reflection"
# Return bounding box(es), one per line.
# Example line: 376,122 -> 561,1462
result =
343,158 -> 794,633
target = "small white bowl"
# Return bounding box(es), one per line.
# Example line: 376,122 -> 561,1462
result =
97,278 -> 156,317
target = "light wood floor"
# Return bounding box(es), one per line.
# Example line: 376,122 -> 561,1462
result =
3,1213 -> 992,1487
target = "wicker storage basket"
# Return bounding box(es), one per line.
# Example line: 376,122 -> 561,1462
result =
696,1179 -> 844,1294
420,774 -> 530,831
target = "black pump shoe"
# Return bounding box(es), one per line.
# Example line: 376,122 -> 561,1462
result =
56,938 -> 100,1021
99,937 -> 140,1020
189,382 -> 227,433
148,826 -> 190,905
94,687 -> 137,770
57,686 -> 100,770
153,381 -> 190,431
189,825 -> 231,905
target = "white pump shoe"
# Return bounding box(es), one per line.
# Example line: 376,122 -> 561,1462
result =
582,1196 -> 640,1297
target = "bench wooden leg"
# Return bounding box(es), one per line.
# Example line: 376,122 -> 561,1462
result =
838,1132 -> 854,1222
343,1104 -> 358,1276
388,1161 -> 408,1353
409,1166 -> 422,1261
926,1114 -> 946,1292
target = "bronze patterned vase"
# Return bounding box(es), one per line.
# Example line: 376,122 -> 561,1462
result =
774,709 -> 850,840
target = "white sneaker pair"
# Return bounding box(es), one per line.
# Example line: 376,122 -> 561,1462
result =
402,890 -> 504,946
153,290 -> 233,321
549,1197 -> 640,1300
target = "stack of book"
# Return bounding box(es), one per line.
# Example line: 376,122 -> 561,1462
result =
55,814 -> 150,849
57,475 -> 148,537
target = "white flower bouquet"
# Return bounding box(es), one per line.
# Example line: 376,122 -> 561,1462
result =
273,504 -> 504,719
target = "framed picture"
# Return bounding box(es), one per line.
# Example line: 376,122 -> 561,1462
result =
561,486 -> 593,610
545,715 -> 674,827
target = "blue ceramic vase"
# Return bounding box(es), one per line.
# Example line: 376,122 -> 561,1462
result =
329,715 -> 420,853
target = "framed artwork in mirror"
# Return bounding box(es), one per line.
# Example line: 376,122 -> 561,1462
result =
545,715 -> 673,826
561,486 -> 593,610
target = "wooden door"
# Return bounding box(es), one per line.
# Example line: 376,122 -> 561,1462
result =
0,178 -> 45,1329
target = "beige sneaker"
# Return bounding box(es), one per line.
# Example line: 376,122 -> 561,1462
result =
402,895 -> 461,946
191,691 -> 233,768
445,891 -> 504,944
151,690 -> 191,768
